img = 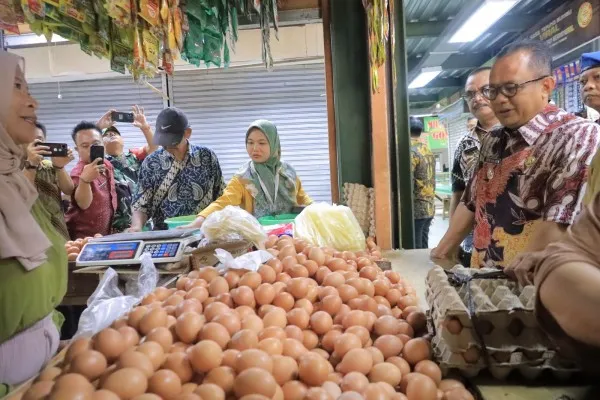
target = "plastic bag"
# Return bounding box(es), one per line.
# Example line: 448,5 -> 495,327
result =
203,206 -> 267,249
73,253 -> 158,338
294,203 -> 366,252
215,249 -> 273,273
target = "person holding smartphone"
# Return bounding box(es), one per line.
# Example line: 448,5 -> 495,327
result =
22,122 -> 75,240
64,121 -> 117,239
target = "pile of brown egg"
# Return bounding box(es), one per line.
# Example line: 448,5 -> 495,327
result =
19,236 -> 474,400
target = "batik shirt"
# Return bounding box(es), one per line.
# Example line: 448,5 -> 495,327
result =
410,139 -> 436,219
107,148 -> 147,233
133,144 -> 225,230
463,105 -> 600,269
451,124 -> 493,193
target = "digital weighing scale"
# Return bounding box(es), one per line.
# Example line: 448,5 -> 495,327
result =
76,229 -> 203,267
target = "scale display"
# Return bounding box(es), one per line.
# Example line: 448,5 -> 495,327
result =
79,241 -> 141,262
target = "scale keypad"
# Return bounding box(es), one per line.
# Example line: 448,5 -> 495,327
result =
142,242 -> 179,258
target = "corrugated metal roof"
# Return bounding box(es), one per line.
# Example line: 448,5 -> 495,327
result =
405,0 -> 468,22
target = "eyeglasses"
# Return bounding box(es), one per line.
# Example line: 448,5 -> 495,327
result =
462,87 -> 489,102
482,76 -> 549,100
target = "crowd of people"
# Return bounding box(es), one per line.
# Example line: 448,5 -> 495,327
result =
0,49 -> 314,389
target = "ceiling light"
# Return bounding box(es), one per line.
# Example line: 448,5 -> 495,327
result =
408,67 -> 442,89
449,0 -> 519,43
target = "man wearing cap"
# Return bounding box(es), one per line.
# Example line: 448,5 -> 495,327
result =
129,107 -> 225,231
96,106 -> 159,232
580,51 -> 600,206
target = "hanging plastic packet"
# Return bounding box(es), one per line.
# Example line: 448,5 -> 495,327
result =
181,15 -> 204,67
111,43 -> 131,74
139,0 -> 159,26
94,2 -> 110,42
1,0 -> 25,34
58,0 -> 85,23
105,0 -> 132,27
142,29 -> 160,69
22,0 -> 45,19
202,29 -> 223,68
110,21 -> 134,49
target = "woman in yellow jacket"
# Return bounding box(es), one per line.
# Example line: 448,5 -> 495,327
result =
186,119 -> 312,227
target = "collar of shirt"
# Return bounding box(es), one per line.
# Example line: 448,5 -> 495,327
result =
515,104 -> 563,146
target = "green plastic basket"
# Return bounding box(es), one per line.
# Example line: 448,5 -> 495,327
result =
165,215 -> 197,229
258,213 -> 298,227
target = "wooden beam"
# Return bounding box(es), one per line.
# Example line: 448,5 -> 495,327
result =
321,0 -> 340,204
280,0 -> 320,10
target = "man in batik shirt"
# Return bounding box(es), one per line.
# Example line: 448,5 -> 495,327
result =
410,117 -> 436,249
449,68 -> 501,266
579,51 -> 600,206
434,40 -> 599,270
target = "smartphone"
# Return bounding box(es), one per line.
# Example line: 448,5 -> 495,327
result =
111,111 -> 134,123
90,145 -> 105,163
38,142 -> 68,157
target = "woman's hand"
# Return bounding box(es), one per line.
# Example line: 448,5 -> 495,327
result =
178,216 -> 205,230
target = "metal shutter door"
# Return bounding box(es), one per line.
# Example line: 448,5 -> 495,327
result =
29,76 -> 165,172
171,64 -> 332,202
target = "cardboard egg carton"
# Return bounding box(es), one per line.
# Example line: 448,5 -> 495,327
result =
426,265 -> 552,352
432,334 -> 578,381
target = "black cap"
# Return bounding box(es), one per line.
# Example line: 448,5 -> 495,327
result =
154,107 -> 190,147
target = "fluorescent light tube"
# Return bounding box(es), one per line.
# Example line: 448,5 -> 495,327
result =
449,0 -> 519,43
409,67 -> 442,89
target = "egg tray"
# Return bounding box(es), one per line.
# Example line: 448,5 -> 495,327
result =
432,334 -> 579,381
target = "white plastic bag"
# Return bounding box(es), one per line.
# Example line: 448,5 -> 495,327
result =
74,253 -> 158,338
215,249 -> 273,273
294,203 -> 366,252
202,206 -> 267,249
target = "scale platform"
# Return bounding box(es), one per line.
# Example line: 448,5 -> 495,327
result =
76,229 -> 203,268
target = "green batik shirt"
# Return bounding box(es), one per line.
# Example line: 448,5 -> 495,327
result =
107,150 -> 144,233
410,138 -> 436,219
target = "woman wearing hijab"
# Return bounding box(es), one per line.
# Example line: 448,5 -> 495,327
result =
0,51 -> 67,391
186,120 -> 312,227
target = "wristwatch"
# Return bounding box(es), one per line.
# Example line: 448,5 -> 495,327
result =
24,160 -> 38,170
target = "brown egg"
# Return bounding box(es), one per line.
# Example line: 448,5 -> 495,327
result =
199,322 -> 231,349
342,310 -> 367,329
198,267 -> 219,283
298,353 -> 329,386
117,326 -> 141,349
414,360 -> 442,385
267,258 -> 283,274
345,326 -> 370,347
282,380 -> 308,400
139,308 -> 168,336
398,321 -> 415,338
277,273 -> 292,284
185,287 -> 209,303
322,381 -> 342,399
373,335 -> 404,359
215,293 -> 234,308
254,283 -> 276,306
340,371 -> 369,393
333,333 -> 362,357
117,350 -> 155,378
302,330 -> 319,350
175,299 -> 203,318
204,366 -> 236,394
222,349 -> 240,368
406,311 -> 427,334
282,338 -> 308,360
94,328 -> 126,361
337,285 -> 359,303
258,305 -> 276,318
236,349 -> 274,373
258,265 -> 277,284
373,315 -> 400,336
37,366 -> 62,382
145,326 -> 174,352
333,304 -> 351,325
65,337 -> 93,363
195,383 -> 225,400
309,311 -> 333,335
406,374 -> 437,400
284,325 -> 304,342
304,387 -> 333,400
232,286 -> 256,308
272,281 -> 287,295
213,312 -> 241,336
321,330 -> 343,352
208,276 -> 229,297
138,341 -> 166,370
303,260 -> 319,277
189,340 -> 223,373
92,390 -> 121,400
258,338 -> 283,356
438,379 -> 465,392
70,349 -> 107,380
287,308 -> 310,329
229,329 -> 259,351
161,352 -> 194,383
327,372 -> 343,385
336,348 -> 373,375
173,312 -> 204,344
386,356 -> 411,377
308,248 -> 326,265
282,255 -> 297,271
234,368 -> 278,398
235,305 -> 256,319
241,314 -> 264,334
327,258 -> 347,272
204,302 -> 232,322
444,388 -> 475,400
170,342 -> 190,354
366,347 -> 385,365
402,338 -> 431,365
286,278 -> 309,300
23,381 -> 54,400
239,272 -> 262,290
295,299 -> 314,316
263,307 -> 287,328
101,368 -> 148,399
368,362 -> 402,386
320,295 -> 342,317
224,271 -> 241,289
322,273 -> 345,288
147,369 -> 182,399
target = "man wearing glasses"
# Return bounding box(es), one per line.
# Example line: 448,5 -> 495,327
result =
440,67 -> 501,266
580,52 -> 600,206
434,40 -> 599,272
